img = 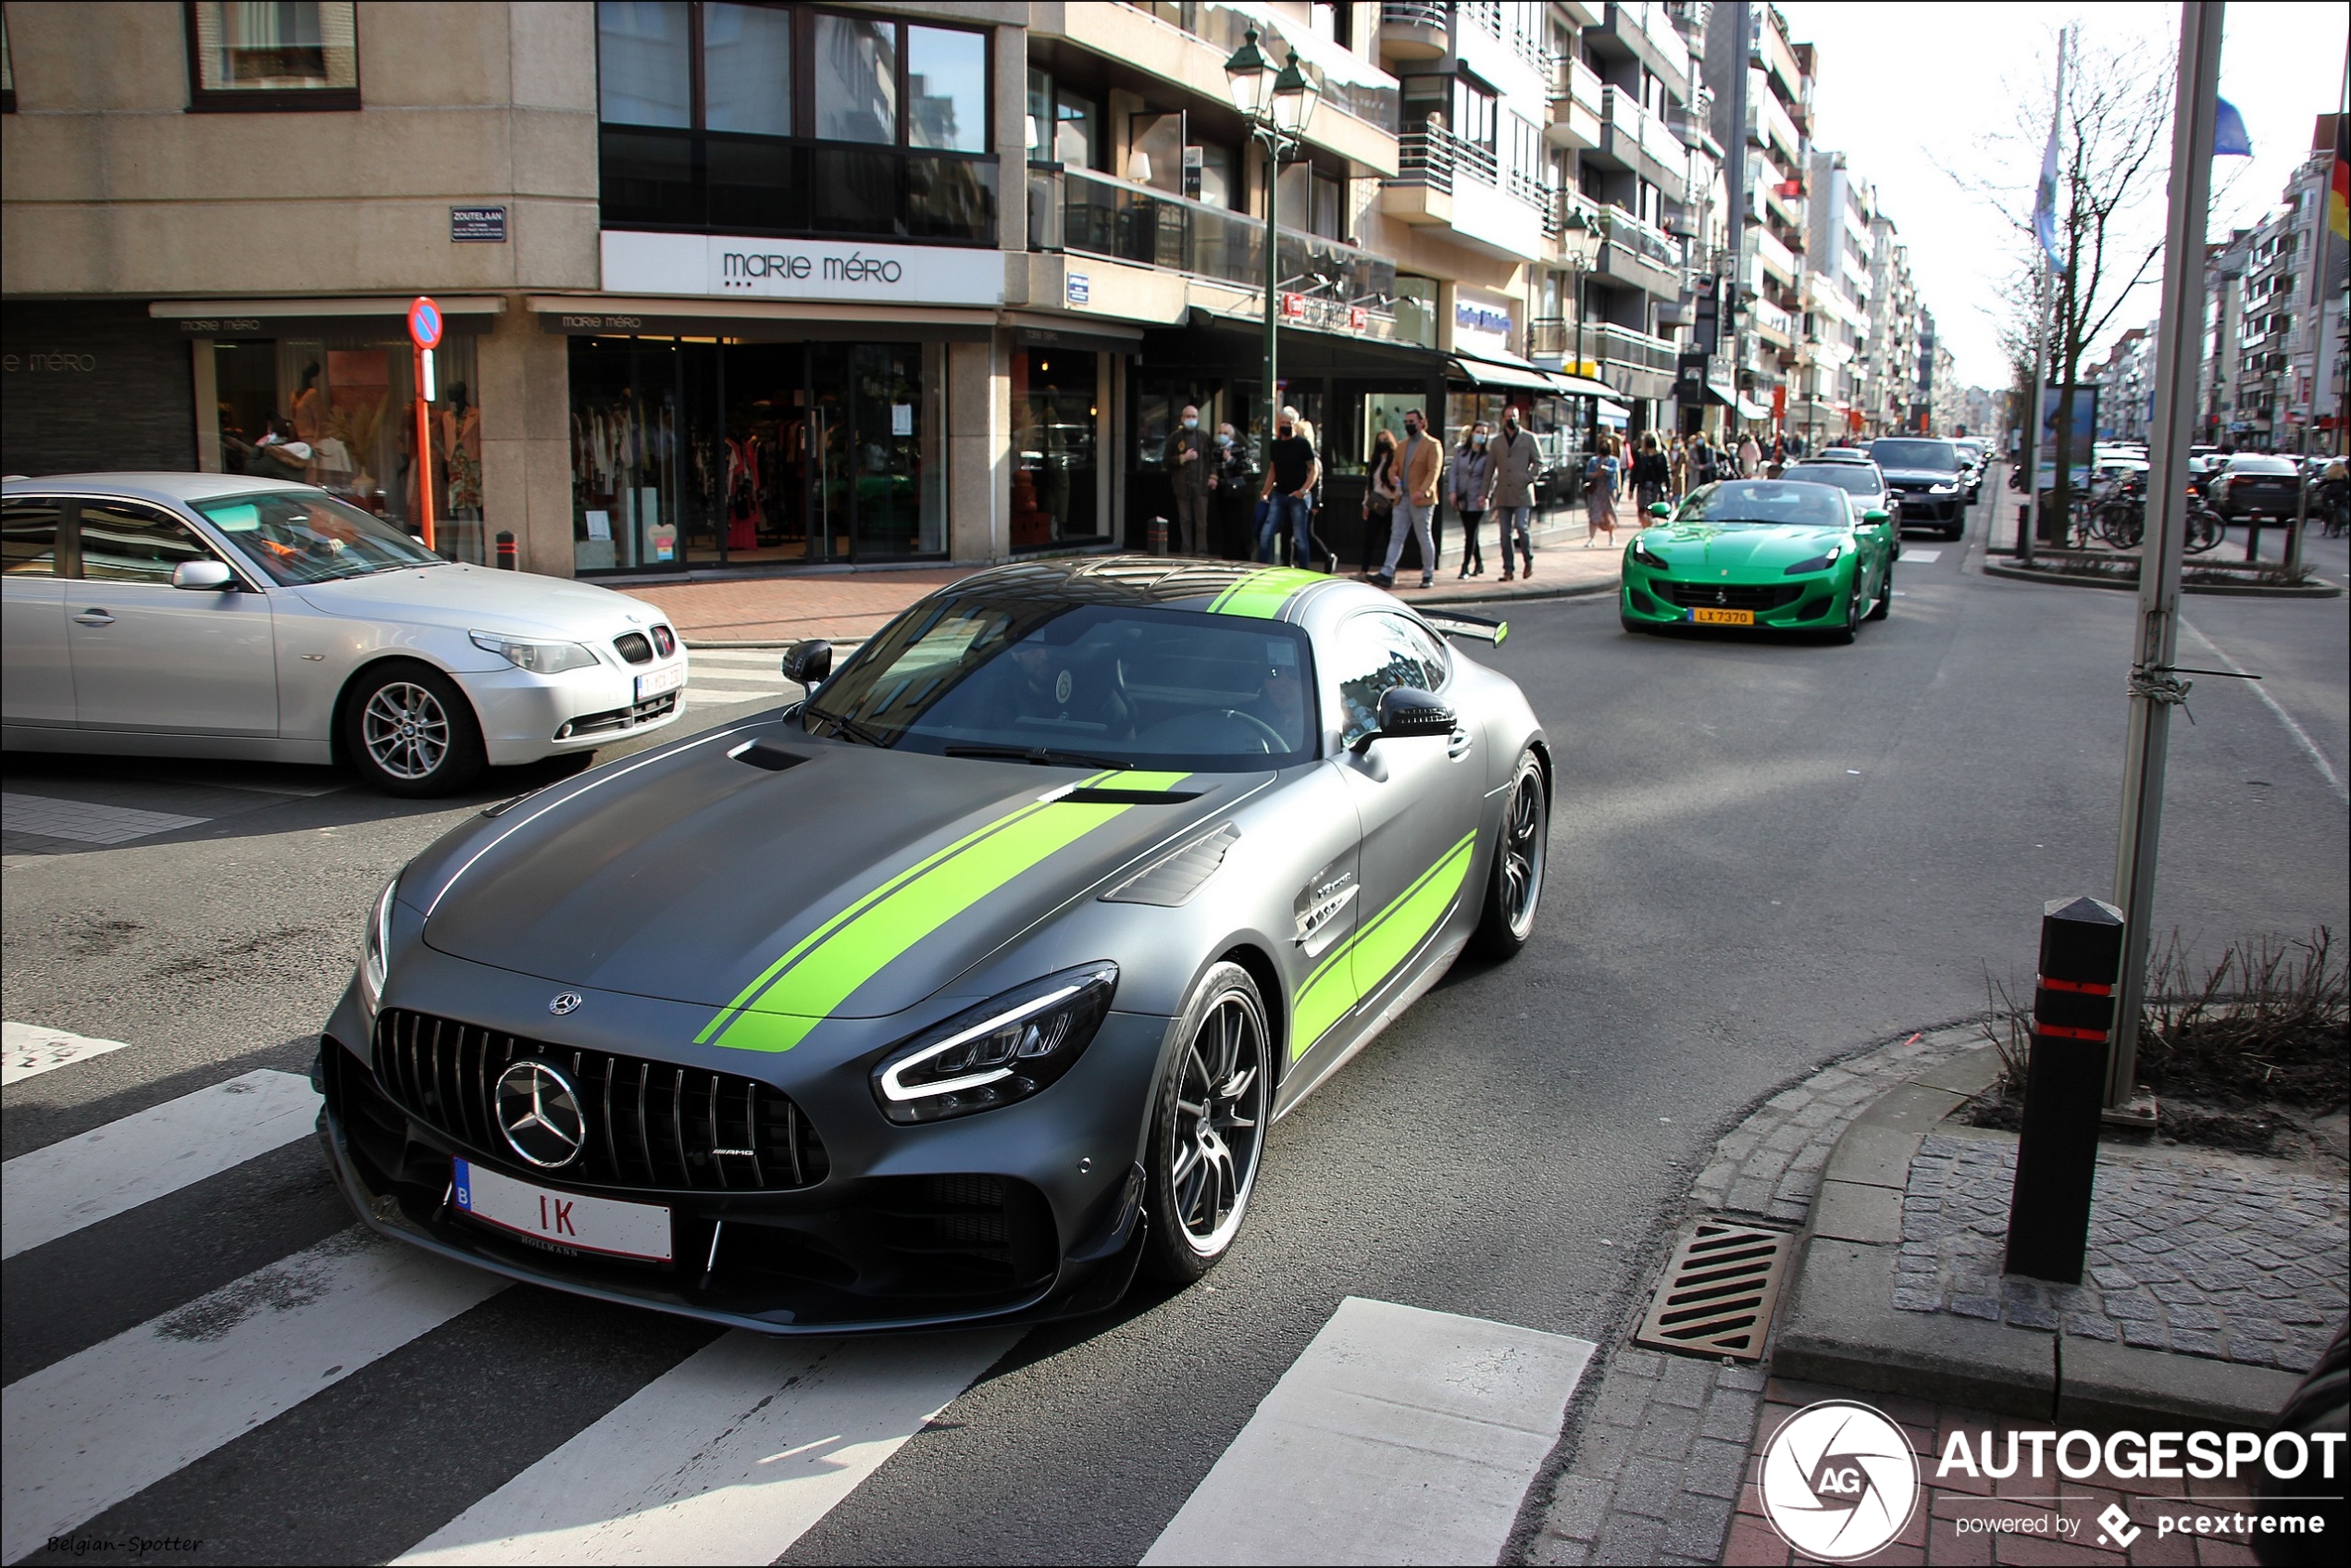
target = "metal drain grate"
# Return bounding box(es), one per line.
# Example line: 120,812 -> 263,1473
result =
1632,1220 -> 1794,1363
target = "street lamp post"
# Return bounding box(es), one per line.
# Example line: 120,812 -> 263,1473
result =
1225,31 -> 1320,464
1561,205 -> 1599,457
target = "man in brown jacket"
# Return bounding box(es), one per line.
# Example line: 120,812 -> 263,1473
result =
1373,409 -> 1445,589
1163,404 -> 1213,554
1489,404 -> 1544,579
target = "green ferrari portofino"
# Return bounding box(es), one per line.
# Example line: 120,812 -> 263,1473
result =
1620,479 -> 1894,644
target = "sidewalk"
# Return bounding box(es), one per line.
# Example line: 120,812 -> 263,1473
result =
617,514 -> 1626,646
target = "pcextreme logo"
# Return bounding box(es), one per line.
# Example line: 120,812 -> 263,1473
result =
1758,1400 -> 1920,1562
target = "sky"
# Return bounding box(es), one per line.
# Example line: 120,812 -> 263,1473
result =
1780,1 -> 2348,391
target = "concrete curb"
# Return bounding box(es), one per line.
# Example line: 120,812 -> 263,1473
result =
1981,559 -> 2342,598
1772,1043 -> 2305,1429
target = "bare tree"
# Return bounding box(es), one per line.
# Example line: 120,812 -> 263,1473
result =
1942,29 -> 2176,538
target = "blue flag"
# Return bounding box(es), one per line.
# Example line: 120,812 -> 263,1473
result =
2212,96 -> 2251,158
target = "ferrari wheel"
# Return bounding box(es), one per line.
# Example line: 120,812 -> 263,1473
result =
1141,962 -> 1270,1283
1828,583 -> 1861,645
1472,748 -> 1547,960
1867,561 -> 1892,620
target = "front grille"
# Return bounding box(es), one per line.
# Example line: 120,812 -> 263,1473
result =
1662,580 -> 1804,611
372,1008 -> 827,1192
614,632 -> 653,665
561,691 -> 678,740
652,625 -> 678,657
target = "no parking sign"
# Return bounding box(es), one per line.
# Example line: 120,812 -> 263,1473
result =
407,296 -> 443,351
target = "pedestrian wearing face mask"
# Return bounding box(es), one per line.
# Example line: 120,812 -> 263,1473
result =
1258,405 -> 1320,565
1211,421 -> 1250,558
1164,404 -> 1212,555
1371,409 -> 1444,589
1449,420 -> 1496,579
1490,404 -> 1543,581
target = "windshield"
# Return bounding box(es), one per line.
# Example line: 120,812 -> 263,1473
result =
1871,440 -> 1961,471
1953,441 -> 1984,459
192,490 -> 444,585
1672,481 -> 1853,529
1782,464 -> 1882,495
805,600 -> 1318,770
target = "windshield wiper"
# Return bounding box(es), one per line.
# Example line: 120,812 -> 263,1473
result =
804,704 -> 890,748
944,744 -> 1133,771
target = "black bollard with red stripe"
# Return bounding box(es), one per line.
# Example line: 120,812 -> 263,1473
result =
2003,895 -> 2127,1284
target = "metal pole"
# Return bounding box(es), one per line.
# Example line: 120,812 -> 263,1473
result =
1727,0 -> 1749,440
1263,127 -> 1280,479
2108,0 -> 2225,1112
2286,43 -> 2345,570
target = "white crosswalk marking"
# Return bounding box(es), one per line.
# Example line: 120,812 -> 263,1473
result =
2,1021 -> 132,1087
0,1228 -> 507,1562
1902,549 -> 1943,563
1,792 -> 209,845
2,1068 -> 320,1260
1140,1298 -> 1596,1567
396,1327 -> 1019,1566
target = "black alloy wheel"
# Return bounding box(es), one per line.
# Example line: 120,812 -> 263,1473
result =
1829,582 -> 1862,645
1472,748 -> 1548,960
1141,962 -> 1271,1283
342,662 -> 486,796
1868,558 -> 1892,620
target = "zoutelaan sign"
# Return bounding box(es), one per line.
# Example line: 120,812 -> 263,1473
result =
601,232 -> 1001,307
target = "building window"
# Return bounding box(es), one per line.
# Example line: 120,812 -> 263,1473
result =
1454,75 -> 1497,153
2,7 -> 16,114
596,2 -> 996,243
185,2 -> 360,112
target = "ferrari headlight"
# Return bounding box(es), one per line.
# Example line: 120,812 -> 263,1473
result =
469,630 -> 601,674
872,963 -> 1117,1125
1629,535 -> 1665,567
1784,544 -> 1845,575
360,874 -> 399,1014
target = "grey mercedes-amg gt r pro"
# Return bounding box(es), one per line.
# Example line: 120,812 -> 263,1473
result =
317,558 -> 1549,1331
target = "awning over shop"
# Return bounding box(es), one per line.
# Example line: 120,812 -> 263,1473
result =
1447,348 -> 1557,392
1736,395 -> 1771,420
1547,371 -> 1618,398
1596,400 -> 1632,427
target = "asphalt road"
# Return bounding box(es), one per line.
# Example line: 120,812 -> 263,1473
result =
4,497 -> 2345,1566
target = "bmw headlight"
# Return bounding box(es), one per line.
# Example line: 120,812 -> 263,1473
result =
360,874 -> 399,1015
469,630 -> 601,674
872,963 -> 1117,1125
1784,544 -> 1845,575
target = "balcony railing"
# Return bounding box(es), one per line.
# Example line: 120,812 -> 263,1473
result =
1600,85 -> 1689,178
1604,206 -> 1685,272
1391,122 -> 1498,194
1587,321 -> 1681,374
1123,2 -> 1399,132
1548,48 -> 1605,117
1041,165 -> 1398,318
600,129 -> 998,244
1545,184 -> 1606,243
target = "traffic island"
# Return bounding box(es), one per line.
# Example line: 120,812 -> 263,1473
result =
1982,553 -> 2342,598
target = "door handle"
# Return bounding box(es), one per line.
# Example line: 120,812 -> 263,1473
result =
73,609 -> 116,627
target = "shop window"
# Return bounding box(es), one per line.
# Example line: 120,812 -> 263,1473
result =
703,1 -> 791,136
185,1 -> 359,112
1014,352 -> 1102,552
210,332 -> 489,566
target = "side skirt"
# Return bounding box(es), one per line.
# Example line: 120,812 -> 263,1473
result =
1272,923 -> 1471,1121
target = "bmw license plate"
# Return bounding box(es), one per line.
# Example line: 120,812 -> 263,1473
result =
452,1157 -> 673,1262
1688,607 -> 1754,626
635,664 -> 687,702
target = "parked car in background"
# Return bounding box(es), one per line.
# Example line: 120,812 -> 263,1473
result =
1867,438 -> 1970,539
1782,459 -> 1904,554
2207,454 -> 2305,520
1950,439 -> 1987,501
2,474 -> 686,795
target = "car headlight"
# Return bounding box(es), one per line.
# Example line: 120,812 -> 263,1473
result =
1929,481 -> 1959,494
1784,544 -> 1845,575
871,963 -> 1117,1125
1629,536 -> 1665,566
469,630 -> 602,674
360,874 -> 399,1014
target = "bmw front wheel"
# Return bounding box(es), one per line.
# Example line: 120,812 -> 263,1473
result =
342,663 -> 486,797
1141,962 -> 1271,1283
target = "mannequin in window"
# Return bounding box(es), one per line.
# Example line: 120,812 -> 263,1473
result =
291,362 -> 326,481
441,381 -> 483,514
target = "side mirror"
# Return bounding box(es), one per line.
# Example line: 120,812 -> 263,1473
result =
1861,509 -> 1891,526
1354,685 -> 1454,753
780,639 -> 832,691
1648,502 -> 1671,518
172,559 -> 234,591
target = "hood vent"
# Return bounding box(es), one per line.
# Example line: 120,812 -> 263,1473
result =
1103,823 -> 1239,906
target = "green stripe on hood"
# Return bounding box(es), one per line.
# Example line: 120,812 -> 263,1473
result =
1289,831 -> 1476,1061
1208,566 -> 1328,619
703,771 -> 1191,1053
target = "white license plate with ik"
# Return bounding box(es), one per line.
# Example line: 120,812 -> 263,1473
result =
453,1157 -> 673,1261
635,663 -> 688,702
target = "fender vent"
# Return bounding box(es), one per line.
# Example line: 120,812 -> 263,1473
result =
1632,1220 -> 1793,1363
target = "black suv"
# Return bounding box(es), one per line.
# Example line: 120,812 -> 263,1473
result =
1869,438 -> 1969,538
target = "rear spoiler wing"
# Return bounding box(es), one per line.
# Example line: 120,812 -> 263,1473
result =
1421,610 -> 1508,645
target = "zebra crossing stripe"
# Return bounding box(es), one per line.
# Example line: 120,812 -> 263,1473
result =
395,1326 -> 1020,1565
0,1228 -> 506,1562
1,1068 -> 320,1261
2,1021 -> 131,1087
1139,1298 -> 1595,1566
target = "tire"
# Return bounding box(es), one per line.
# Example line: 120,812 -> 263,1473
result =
1471,748 -> 1548,961
1828,582 -> 1861,645
1867,560 -> 1892,620
341,662 -> 486,797
1140,961 -> 1273,1285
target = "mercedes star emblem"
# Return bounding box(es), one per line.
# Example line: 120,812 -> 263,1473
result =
548,991 -> 583,1015
494,1060 -> 589,1169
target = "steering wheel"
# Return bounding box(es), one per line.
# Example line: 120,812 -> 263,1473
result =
1138,708 -> 1288,754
